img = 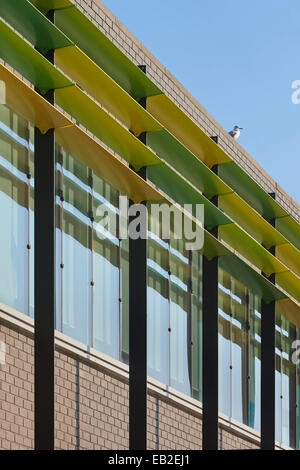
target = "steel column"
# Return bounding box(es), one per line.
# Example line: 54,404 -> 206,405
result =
129,64 -> 147,450
261,298 -> 275,450
129,165 -> 147,450
261,201 -> 276,450
34,10 -> 55,450
202,157 -> 219,450
202,245 -> 219,450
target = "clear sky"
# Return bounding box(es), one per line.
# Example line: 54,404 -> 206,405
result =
103,0 -> 300,204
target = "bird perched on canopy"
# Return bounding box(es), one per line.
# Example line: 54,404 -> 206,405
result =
228,125 -> 243,140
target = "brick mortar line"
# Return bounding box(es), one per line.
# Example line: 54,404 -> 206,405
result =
0,302 -> 288,450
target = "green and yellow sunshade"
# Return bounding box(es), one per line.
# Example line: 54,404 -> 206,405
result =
276,215 -> 300,253
29,0 -> 300,265
147,163 -> 231,231
218,162 -> 286,221
277,298 -> 300,329
218,192 -> 287,250
219,161 -> 300,254
0,57 -> 287,307
2,5 -> 300,299
55,125 -> 162,204
55,85 -> 161,170
30,0 -> 72,13
0,0 -> 73,54
0,0 -> 163,138
53,3 -> 162,102
219,255 -> 285,305
0,62 -> 161,204
3,0 -> 300,308
7,0 -> 300,278
147,130 -> 231,200
55,45 -> 163,137
147,94 -> 231,168
0,19 -> 161,170
0,18 -> 72,94
0,62 -> 70,134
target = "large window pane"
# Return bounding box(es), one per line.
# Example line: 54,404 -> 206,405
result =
249,295 -> 261,430
0,106 -> 29,314
93,174 -> 120,359
218,267 -> 231,417
281,316 -> 296,448
62,153 -> 91,344
147,234 -> 169,385
191,251 -> 202,401
231,278 -> 248,424
170,238 -> 191,396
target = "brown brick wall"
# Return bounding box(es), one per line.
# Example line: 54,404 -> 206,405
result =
0,315 -> 265,450
0,322 -> 34,450
219,427 -> 259,450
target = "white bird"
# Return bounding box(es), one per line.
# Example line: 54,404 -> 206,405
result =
228,125 -> 243,140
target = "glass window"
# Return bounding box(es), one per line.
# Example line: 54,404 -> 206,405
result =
146,210 -> 203,396
120,237 -> 129,364
218,264 -> 263,429
191,251 -> 202,401
231,278 -> 248,424
170,237 -> 191,396
249,295 -> 261,431
0,106 -> 30,314
147,233 -> 169,385
93,174 -> 120,359
62,153 -> 91,344
275,311 -> 298,448
218,267 -> 231,417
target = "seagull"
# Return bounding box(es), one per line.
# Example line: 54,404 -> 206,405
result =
228,125 -> 243,140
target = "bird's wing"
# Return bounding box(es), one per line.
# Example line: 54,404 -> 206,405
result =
228,130 -> 235,137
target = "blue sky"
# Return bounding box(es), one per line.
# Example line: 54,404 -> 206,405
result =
103,0 -> 300,204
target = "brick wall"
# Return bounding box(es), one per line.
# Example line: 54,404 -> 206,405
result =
0,309 -> 266,450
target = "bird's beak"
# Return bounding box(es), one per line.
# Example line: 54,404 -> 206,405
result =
239,127 -> 243,130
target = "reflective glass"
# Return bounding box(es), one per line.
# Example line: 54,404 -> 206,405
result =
170,237 -> 191,395
93,174 -> 120,359
147,234 -> 169,385
218,267 -> 231,417
62,153 -> 91,344
249,295 -> 261,430
191,251 -> 202,401
0,106 -> 29,314
231,278 -> 248,424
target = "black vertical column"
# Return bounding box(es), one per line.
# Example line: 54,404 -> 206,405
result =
129,65 -> 147,450
202,157 -> 219,450
34,10 -> 55,450
202,241 -> 219,450
261,200 -> 276,450
261,298 -> 275,450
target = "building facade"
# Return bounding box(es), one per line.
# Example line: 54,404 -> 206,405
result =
0,0 -> 300,450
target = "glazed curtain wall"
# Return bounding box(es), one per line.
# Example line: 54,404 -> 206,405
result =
218,266 -> 262,430
218,267 -> 300,448
147,223 -> 203,399
2,105 -> 300,445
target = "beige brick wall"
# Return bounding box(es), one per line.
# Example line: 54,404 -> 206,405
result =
0,314 -> 265,451
0,323 -> 33,450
